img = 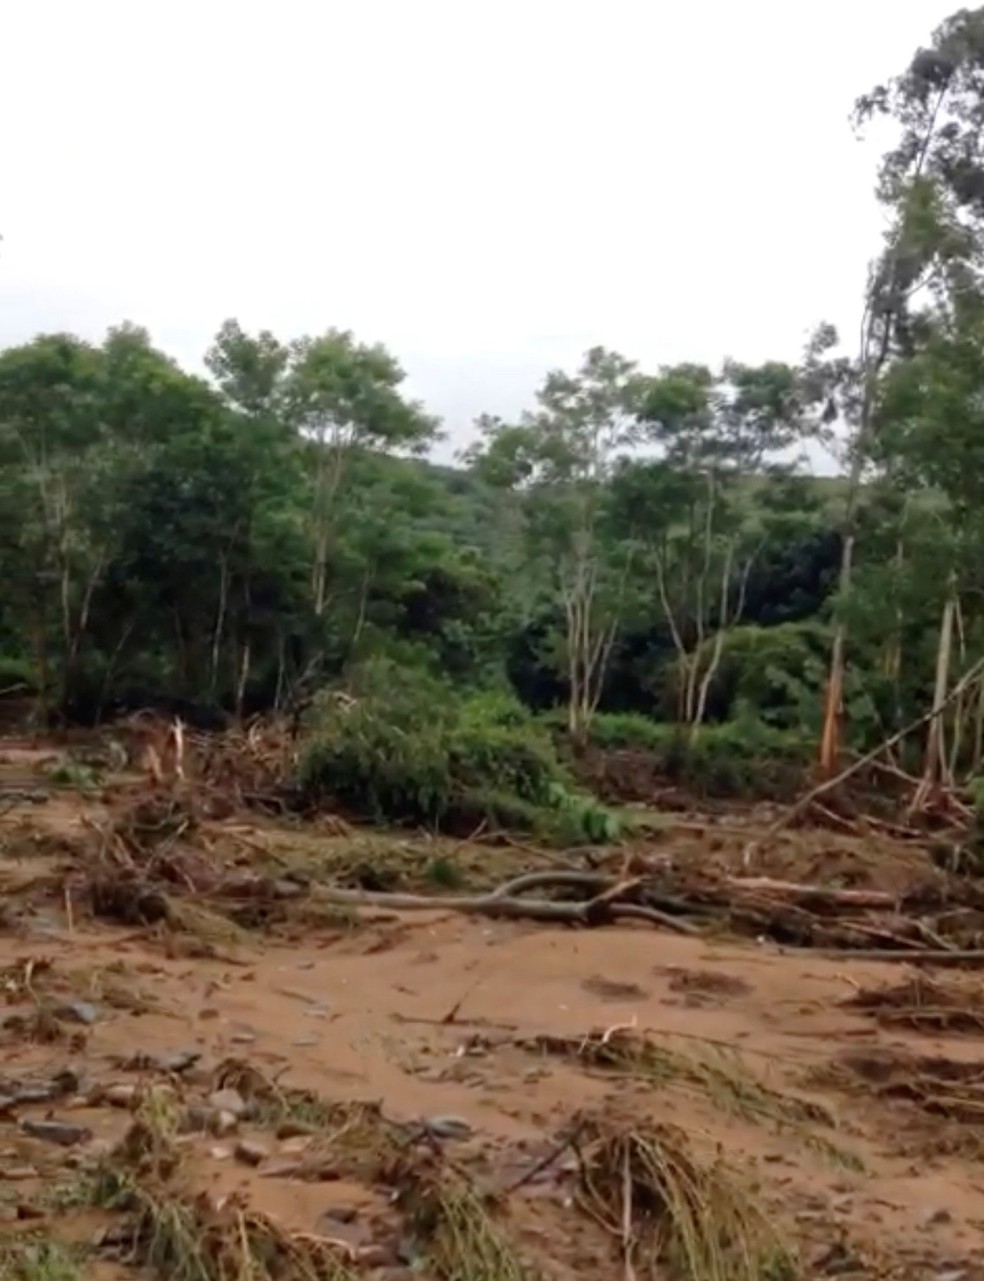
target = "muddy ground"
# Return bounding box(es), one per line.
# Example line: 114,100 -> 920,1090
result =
0,733 -> 983,1280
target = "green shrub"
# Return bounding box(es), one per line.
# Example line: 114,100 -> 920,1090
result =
0,655 -> 37,694
298,659 -> 616,841
569,711 -> 812,800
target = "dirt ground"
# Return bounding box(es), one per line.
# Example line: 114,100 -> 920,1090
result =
1,734 -> 983,1280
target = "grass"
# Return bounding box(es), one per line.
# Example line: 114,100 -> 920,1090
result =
81,1089 -> 361,1281
574,1114 -> 789,1281
408,1173 -> 539,1281
523,1029 -> 862,1170
843,974 -> 984,1035
1,1240 -> 85,1281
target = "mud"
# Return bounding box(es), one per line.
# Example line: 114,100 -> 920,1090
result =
0,737 -> 983,1279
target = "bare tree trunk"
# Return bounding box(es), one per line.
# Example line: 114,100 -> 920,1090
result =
912,580 -> 957,811
235,639 -> 251,723
691,541 -> 735,739
654,548 -> 690,725
210,554 -> 230,697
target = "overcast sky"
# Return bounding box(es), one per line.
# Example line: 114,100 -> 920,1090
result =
0,0 -> 962,463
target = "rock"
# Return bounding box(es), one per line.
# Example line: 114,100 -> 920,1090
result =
0,1167 -> 38,1181
273,879 -> 305,899
207,1087 -> 247,1117
276,1120 -> 317,1140
16,1202 -> 45,1220
230,1032 -> 256,1045
12,1085 -> 58,1105
278,1136 -> 313,1155
925,1208 -> 953,1228
234,1138 -> 269,1167
104,1083 -> 138,1109
810,1243 -> 864,1276
20,1118 -> 93,1147
212,1110 -> 239,1137
321,1206 -> 358,1224
934,1271 -> 967,1281
55,1000 -> 100,1026
155,1049 -> 201,1073
209,1145 -> 232,1160
180,1106 -> 216,1134
424,1115 -> 473,1140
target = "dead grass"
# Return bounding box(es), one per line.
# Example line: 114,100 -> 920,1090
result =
842,972 -> 984,1034
522,1029 -> 860,1169
0,1238 -> 85,1281
212,1060 -> 409,1180
409,1173 -> 538,1281
818,1047 -> 984,1125
573,1113 -> 788,1281
85,1087 -> 361,1281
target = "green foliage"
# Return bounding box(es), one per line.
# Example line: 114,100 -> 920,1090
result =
0,654 -> 37,693
7,6 -> 984,815
299,662 -> 565,826
298,664 -> 622,843
582,713 -> 812,799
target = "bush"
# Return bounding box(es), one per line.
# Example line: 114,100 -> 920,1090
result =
298,660 -> 618,841
0,655 -> 37,695
657,621 -> 890,747
575,712 -> 812,800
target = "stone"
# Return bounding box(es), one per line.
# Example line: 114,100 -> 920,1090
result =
424,1115 -> 473,1140
925,1208 -> 953,1228
234,1138 -> 269,1167
55,1000 -> 100,1026
0,1167 -> 38,1181
212,1110 -> 239,1137
207,1087 -> 247,1117
276,1120 -> 317,1140
104,1083 -> 138,1109
19,1118 -> 93,1147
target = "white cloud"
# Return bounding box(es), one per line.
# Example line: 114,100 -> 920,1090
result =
0,0 -> 958,460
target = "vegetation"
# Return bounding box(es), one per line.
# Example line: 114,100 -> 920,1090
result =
5,8 -> 984,821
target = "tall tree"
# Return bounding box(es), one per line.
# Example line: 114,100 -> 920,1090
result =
468,347 -> 644,740
819,6 -> 984,773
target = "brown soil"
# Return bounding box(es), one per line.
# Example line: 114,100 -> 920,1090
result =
0,737 -> 983,1280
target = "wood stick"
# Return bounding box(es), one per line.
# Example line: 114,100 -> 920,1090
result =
745,653 -> 984,862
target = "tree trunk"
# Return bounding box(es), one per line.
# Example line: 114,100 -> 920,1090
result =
912,581 -> 957,810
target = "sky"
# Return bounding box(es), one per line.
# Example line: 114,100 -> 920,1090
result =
0,0 -> 964,465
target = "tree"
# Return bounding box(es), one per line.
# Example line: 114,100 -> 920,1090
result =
468,347 -> 644,740
819,6 -> 984,773
616,359 -> 819,736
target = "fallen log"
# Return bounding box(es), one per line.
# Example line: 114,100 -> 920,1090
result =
309,871 -> 699,935
723,876 -> 897,910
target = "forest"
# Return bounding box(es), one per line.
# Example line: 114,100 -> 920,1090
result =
5,9 -> 984,832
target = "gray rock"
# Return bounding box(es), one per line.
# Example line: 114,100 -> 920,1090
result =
207,1087 -> 247,1117
55,1000 -> 100,1026
234,1138 -> 269,1167
12,1085 -> 57,1106
20,1118 -> 93,1147
104,1083 -> 138,1109
180,1106 -> 214,1133
423,1115 -> 473,1140
212,1110 -> 239,1137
